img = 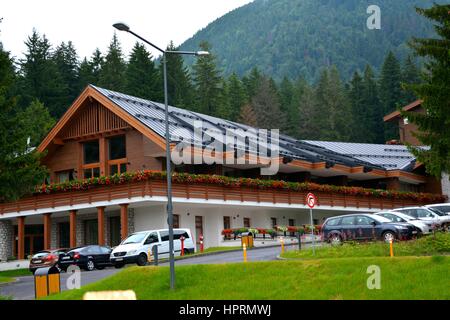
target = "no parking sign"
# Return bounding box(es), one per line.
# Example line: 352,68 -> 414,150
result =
306,193 -> 317,255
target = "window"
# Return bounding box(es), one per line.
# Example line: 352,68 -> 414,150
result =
173,214 -> 180,229
174,230 -> 190,240
82,140 -> 100,179
160,231 -> 170,242
326,218 -> 340,226
271,218 -> 277,228
223,216 -> 231,230
56,170 -> 74,183
83,140 -> 99,164
144,232 -> 159,245
417,209 -> 434,218
108,135 -> 127,175
108,135 -> 126,160
341,216 -> 355,225
244,218 -> 251,228
355,216 -> 374,225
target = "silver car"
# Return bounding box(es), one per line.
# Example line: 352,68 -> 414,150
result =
375,211 -> 432,234
392,207 -> 444,230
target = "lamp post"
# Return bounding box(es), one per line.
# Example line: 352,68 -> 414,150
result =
113,22 -> 209,290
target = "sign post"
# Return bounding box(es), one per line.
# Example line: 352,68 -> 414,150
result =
306,193 -> 317,256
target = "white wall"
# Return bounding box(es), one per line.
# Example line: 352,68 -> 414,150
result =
442,173 -> 450,203
132,203 -> 350,248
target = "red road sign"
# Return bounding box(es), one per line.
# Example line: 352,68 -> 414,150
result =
306,193 -> 317,208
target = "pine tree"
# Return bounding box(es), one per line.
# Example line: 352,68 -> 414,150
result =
161,41 -> 194,108
125,42 -> 160,100
379,51 -> 402,141
238,104 -> 258,127
348,71 -> 365,142
242,67 -> 262,102
0,38 -> 48,201
362,65 -> 384,144
192,41 -> 223,116
78,49 -> 104,88
406,4 -> 450,177
250,77 -> 285,129
53,41 -> 80,107
99,34 -> 126,91
315,67 -> 352,141
226,73 -> 247,121
295,80 -> 321,140
18,29 -> 65,118
18,100 -> 55,147
401,55 -> 420,104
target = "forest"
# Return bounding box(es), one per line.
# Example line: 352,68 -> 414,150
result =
3,28 -> 420,148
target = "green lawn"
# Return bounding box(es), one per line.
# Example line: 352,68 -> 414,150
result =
282,232 -> 450,260
46,256 -> 449,300
0,268 -> 31,283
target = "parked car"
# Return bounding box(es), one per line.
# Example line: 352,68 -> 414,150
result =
29,248 -> 68,274
110,228 -> 195,268
58,245 -> 112,271
424,203 -> 450,230
322,213 -> 419,244
392,207 -> 444,230
374,211 -> 432,234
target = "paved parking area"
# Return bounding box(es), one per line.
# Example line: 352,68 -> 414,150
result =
0,243 -> 316,300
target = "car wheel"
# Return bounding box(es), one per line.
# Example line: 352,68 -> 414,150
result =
383,231 -> 396,243
136,253 -> 147,266
114,263 -> 125,269
329,234 -> 342,245
86,260 -> 95,271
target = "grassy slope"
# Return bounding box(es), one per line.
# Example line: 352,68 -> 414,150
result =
0,269 -> 31,283
282,233 -> 450,260
47,256 -> 449,300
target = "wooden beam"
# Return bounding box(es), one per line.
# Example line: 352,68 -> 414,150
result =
43,213 -> 52,250
17,216 -> 25,260
97,207 -> 105,246
120,204 -> 129,241
69,210 -> 77,248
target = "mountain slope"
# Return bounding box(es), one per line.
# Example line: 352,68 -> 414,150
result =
180,0 -> 440,81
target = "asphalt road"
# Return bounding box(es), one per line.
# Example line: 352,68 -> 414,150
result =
0,243 -> 315,300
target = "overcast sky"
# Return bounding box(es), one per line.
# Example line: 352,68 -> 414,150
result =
0,0 -> 253,60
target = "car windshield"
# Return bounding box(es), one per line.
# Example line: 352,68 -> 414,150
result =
391,212 -> 413,221
431,206 -> 450,214
371,215 -> 392,223
122,233 -> 147,244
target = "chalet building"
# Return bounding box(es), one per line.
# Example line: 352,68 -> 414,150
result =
0,87 -> 445,261
384,99 -> 450,203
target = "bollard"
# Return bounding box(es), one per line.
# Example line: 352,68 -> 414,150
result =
243,243 -> 247,263
280,237 -> 285,254
298,233 -> 302,251
180,235 -> 185,256
147,248 -> 152,263
152,245 -> 159,266
199,235 -> 204,253
389,239 -> 394,257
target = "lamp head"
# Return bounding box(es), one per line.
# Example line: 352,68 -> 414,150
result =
113,22 -> 130,32
196,51 -> 210,56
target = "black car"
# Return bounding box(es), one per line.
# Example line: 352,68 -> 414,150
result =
322,214 -> 419,244
59,245 -> 112,271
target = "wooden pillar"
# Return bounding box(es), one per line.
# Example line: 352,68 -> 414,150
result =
97,207 -> 105,246
69,210 -> 77,248
99,137 -> 107,176
17,216 -> 25,260
43,213 -> 52,250
120,204 -> 129,240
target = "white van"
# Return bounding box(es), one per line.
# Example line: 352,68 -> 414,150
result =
110,228 -> 195,268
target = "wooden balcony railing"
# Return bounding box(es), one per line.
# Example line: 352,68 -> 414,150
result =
0,179 -> 442,215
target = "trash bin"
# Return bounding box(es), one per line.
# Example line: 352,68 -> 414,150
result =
241,232 -> 254,248
34,266 -> 60,299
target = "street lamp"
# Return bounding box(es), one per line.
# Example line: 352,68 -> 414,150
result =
113,22 -> 209,290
